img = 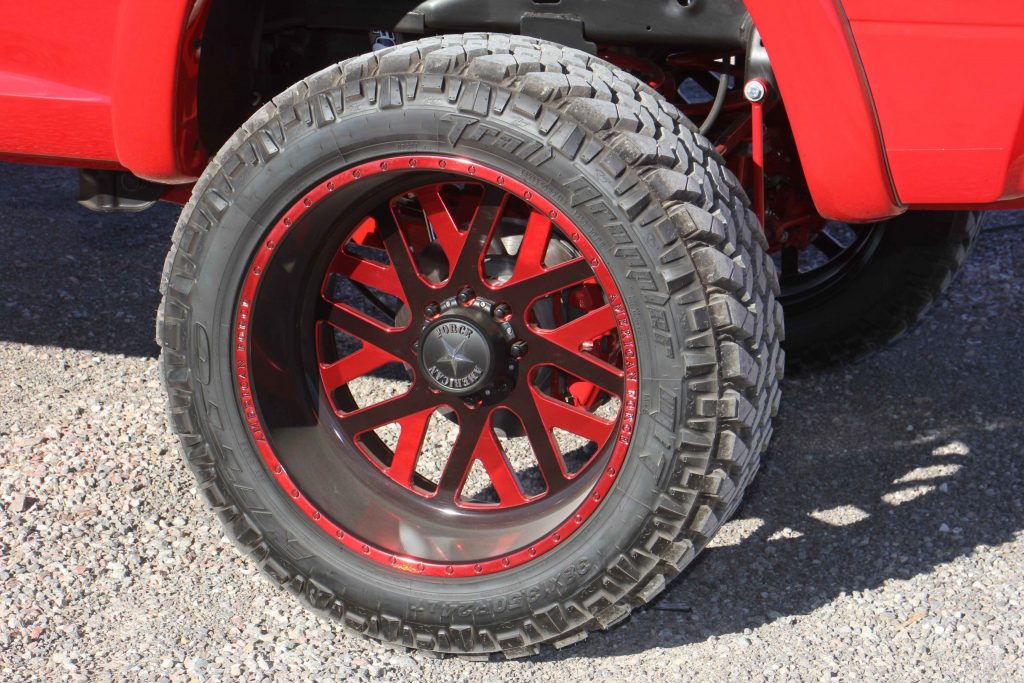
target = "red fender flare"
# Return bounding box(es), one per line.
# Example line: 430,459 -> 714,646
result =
744,0 -> 903,222
110,0 -> 210,183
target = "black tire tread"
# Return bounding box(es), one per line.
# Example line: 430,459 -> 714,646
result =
157,33 -> 782,657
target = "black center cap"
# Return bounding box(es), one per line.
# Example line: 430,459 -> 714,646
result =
419,315 -> 494,396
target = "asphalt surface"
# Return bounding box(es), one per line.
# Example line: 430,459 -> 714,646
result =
1,162 -> 1022,681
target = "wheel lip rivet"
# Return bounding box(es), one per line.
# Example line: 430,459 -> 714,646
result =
352,168 -> 362,178
313,512 -> 321,520
501,557 -> 511,567
303,197 -> 312,207
326,180 -> 336,191
528,547 -> 537,557
445,565 -> 454,575
474,563 -> 483,573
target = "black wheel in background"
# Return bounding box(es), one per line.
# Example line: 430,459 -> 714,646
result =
776,211 -> 981,373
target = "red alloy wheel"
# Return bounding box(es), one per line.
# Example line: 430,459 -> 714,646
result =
235,156 -> 638,577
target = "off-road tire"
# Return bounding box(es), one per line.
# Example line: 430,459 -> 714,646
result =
782,211 -> 981,373
157,33 -> 783,657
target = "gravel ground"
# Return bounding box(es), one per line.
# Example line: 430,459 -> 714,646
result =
1,163 -> 1022,681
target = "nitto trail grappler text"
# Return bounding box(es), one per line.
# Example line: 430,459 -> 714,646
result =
158,34 -> 783,657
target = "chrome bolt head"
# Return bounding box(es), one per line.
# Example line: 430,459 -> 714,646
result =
743,79 -> 766,103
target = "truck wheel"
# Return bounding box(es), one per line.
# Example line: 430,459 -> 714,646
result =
158,34 -> 782,657
779,211 -> 981,373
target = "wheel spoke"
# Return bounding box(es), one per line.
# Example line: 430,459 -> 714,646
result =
326,248 -> 405,300
527,334 -> 624,396
506,387 -> 569,492
497,257 -> 593,304
470,424 -> 529,506
448,185 -> 508,286
339,385 -> 434,434
536,304 -> 616,350
319,336 -> 400,392
386,407 -> 434,487
813,231 -> 845,260
781,247 -> 800,277
530,388 -> 616,445
509,210 -> 553,283
413,185 -> 464,270
434,414 -> 485,500
373,206 -> 430,306
324,301 -> 406,353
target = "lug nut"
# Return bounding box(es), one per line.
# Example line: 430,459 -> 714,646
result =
492,302 -> 510,320
457,287 -> 475,305
423,302 -> 440,318
510,340 -> 528,359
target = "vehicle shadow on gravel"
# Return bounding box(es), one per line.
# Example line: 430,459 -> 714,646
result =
541,226 -> 1024,659
3,164 -> 1022,661
0,164 -> 180,358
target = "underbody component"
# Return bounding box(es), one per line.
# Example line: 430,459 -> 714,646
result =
76,170 -> 165,213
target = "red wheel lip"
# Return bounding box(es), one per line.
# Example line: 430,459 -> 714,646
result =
234,155 -> 640,577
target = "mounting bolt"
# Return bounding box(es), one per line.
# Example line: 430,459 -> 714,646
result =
743,79 -> 767,103
510,340 -> 528,359
492,302 -> 510,320
457,287 -> 475,305
423,301 -> 440,318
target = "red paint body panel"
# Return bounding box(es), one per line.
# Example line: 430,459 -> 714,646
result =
0,2 -> 121,164
1,0 -> 1023,216
0,0 -> 206,181
744,0 -> 902,222
843,1 -> 1024,205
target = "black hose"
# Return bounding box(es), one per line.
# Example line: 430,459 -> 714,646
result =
699,71 -> 730,136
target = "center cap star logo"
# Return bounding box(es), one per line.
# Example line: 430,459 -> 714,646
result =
438,336 -> 472,378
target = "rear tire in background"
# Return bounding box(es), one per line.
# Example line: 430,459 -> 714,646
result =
157,34 -> 782,657
779,211 -> 981,373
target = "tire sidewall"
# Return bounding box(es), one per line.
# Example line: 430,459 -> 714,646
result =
181,83 -> 693,629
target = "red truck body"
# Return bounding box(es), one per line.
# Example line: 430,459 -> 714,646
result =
1,1 -> 1022,221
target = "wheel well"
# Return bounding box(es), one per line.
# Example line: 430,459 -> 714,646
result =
195,0 -> 751,153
